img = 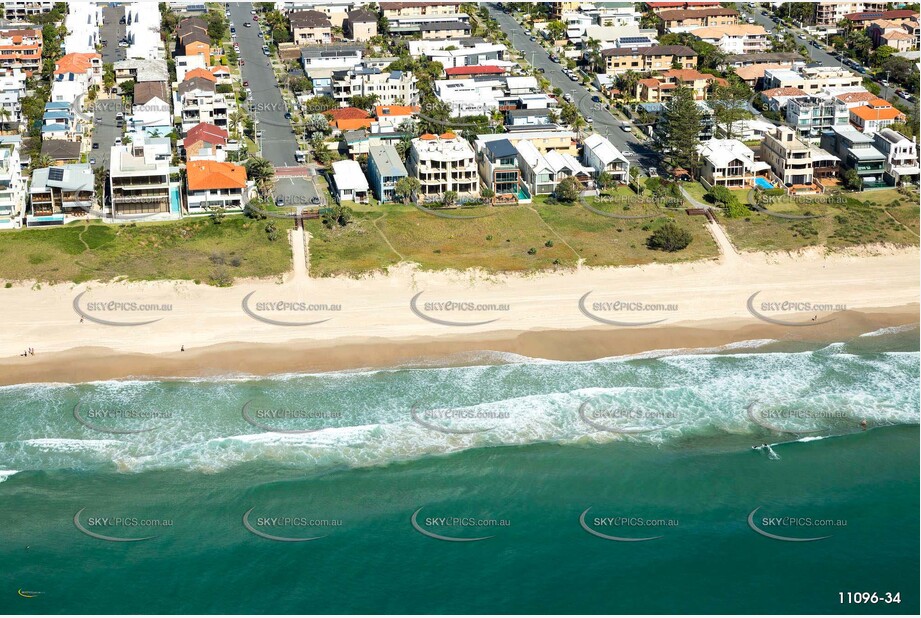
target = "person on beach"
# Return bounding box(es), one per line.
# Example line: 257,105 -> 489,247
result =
181,345 -> 185,352
860,420 -> 868,431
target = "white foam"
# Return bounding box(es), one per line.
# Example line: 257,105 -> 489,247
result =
859,324 -> 919,338
0,469 -> 19,483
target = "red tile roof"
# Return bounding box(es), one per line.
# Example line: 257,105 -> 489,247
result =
187,160 -> 246,191
444,65 -> 505,76
323,106 -> 371,120
183,122 -> 228,149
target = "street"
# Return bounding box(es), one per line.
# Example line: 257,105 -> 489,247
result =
99,4 -> 126,64
228,1 -> 301,167
485,3 -> 656,173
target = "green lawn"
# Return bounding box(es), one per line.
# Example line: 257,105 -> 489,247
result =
305,197 -> 720,276
0,216 -> 293,284
719,188 -> 920,252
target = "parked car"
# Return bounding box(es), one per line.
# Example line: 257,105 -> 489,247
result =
243,22 -> 251,27
275,197 -> 285,207
648,167 -> 659,178
243,80 -> 249,87
92,142 -> 99,149
621,124 -> 632,132
90,157 -> 96,165
591,95 -> 601,103
538,67 -> 545,73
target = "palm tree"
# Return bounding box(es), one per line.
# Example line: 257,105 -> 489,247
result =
29,153 -> 54,172
245,156 -> 276,197
571,114 -> 587,136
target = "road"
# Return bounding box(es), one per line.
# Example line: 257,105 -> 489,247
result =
486,3 -> 657,173
100,5 -> 126,64
742,3 -> 912,107
228,1 -> 301,167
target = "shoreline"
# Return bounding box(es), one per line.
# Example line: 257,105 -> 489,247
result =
0,306 -> 916,386
0,245 -> 917,385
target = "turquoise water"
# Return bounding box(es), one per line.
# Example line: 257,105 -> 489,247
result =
755,177 -> 775,189
1,327 -> 918,613
169,186 -> 181,215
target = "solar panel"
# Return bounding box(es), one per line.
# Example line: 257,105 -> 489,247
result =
621,37 -> 648,44
48,167 -> 64,182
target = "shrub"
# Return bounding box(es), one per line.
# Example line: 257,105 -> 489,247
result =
647,222 -> 693,252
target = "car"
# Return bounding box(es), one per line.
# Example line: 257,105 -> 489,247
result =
114,137 -> 122,145
591,95 -> 601,103
284,111 -> 292,119
747,18 -> 755,24
551,55 -> 560,63
116,120 -> 123,128
263,48 -> 270,56
243,80 -> 249,87
529,36 -> 535,41
563,93 -> 573,102
89,157 -> 96,165
244,22 -> 251,27
253,15 -> 259,21
239,59 -> 245,66
92,142 -> 99,149
569,73 -> 578,81
275,197 -> 285,206
538,67 -> 545,73
621,124 -> 632,132
647,168 -> 658,178
118,41 -> 129,47
119,16 -> 125,24
811,40 -> 820,47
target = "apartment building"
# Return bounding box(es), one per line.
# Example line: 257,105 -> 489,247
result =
647,2 -> 723,14
345,9 -> 378,42
176,76 -> 230,134
114,58 -> 170,85
849,98 -> 906,133
290,10 -> 333,46
0,28 -> 43,76
635,68 -> 714,103
408,132 -> 479,198
697,139 -> 770,188
816,2 -> 887,27
367,143 -> 408,203
872,129 -> 919,186
515,139 -> 594,196
300,44 -> 364,72
176,17 -> 211,60
602,45 -> 696,76
820,126 -> 886,187
3,1 -> 52,21
380,1 -> 462,20
0,135 -> 24,228
410,38 -> 507,68
186,160 -> 247,213
866,19 -> 919,52
844,8 -> 919,26
28,163 -> 94,225
41,101 -> 80,141
762,126 -> 814,186
582,134 -> 630,182
109,135 -> 173,216
51,52 -> 102,107
0,66 -> 26,131
762,67 -> 862,95
785,95 -> 850,139
331,67 -> 418,106
657,8 -> 738,32
689,25 -> 769,54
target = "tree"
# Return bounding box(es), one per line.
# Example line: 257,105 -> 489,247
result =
120,79 -> 135,99
870,45 -> 896,67
616,70 -> 640,99
555,176 -> 582,202
659,85 -> 702,173
245,156 -> 275,197
206,10 -> 228,42
705,185 -> 735,206
442,190 -> 458,208
546,20 -> 566,41
394,176 -> 420,204
288,76 -> 311,92
647,221 -> 693,252
102,62 -> 115,92
596,171 -> 614,191
349,94 -> 379,112
710,81 -> 753,140
842,169 -> 863,191
321,204 -> 353,229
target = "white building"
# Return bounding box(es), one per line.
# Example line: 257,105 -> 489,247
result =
331,159 -> 370,203
581,133 -> 630,182
0,66 -> 26,131
175,77 -> 231,134
63,2 -> 102,54
0,135 -> 25,228
408,132 -> 479,198
689,25 -> 770,54
409,39 -> 507,68
124,2 -> 165,60
331,67 -> 418,106
697,139 -> 770,188
109,135 -> 174,217
516,139 -> 594,195
175,55 -> 207,83
873,129 -> 919,186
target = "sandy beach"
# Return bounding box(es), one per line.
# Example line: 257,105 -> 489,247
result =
1,245 -> 918,385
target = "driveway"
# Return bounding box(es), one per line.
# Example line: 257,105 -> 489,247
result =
228,1 -> 301,167
100,5 -> 126,64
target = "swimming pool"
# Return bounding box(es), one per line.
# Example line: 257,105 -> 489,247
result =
170,186 -> 181,215
754,177 -> 774,190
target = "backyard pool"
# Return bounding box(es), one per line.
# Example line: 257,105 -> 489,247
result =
754,177 -> 775,190
170,186 -> 182,215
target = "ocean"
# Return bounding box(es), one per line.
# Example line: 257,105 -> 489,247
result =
1,326 -> 918,614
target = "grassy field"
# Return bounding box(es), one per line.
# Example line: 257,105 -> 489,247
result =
0,216 -> 293,284
306,195 -> 719,276
719,187 -> 920,252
